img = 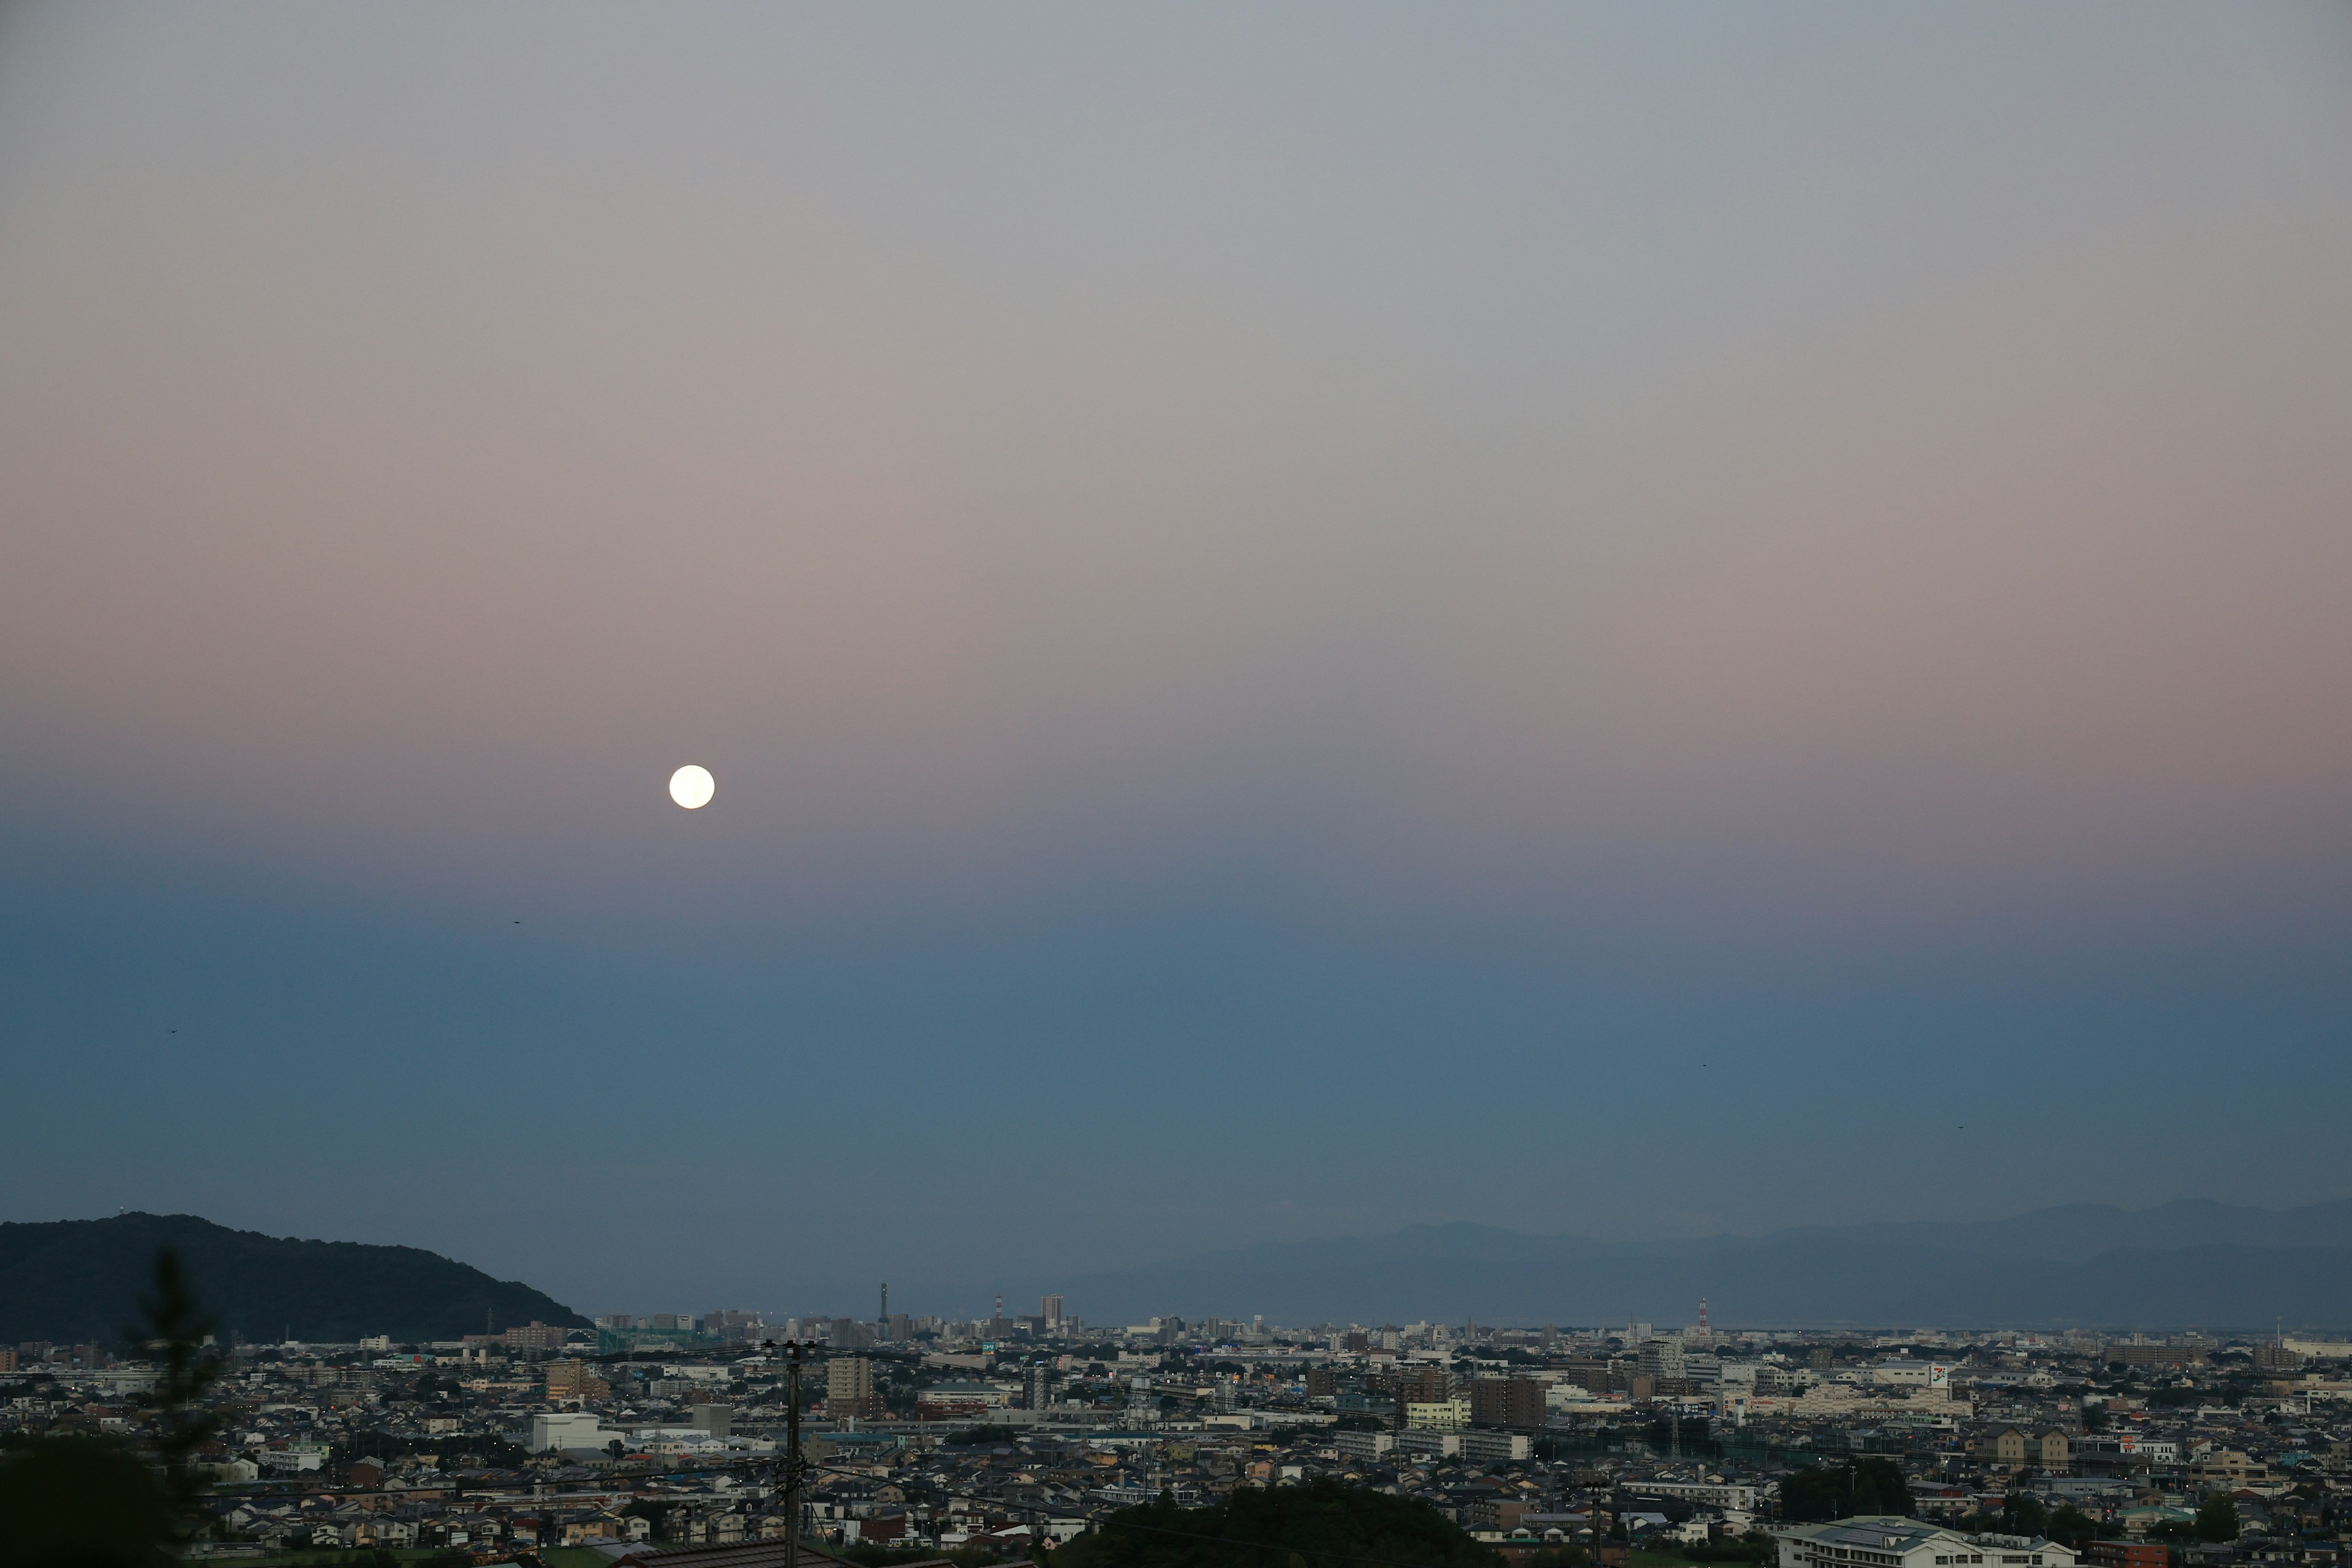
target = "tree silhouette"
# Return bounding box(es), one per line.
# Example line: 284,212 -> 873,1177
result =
138,1245 -> 226,1545
0,1245 -> 222,1567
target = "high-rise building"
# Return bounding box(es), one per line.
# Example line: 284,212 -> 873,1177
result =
1022,1362 -> 1055,1410
1372,1364 -> 1450,1415
1470,1376 -> 1545,1430
826,1355 -> 879,1419
1042,1295 -> 1065,1328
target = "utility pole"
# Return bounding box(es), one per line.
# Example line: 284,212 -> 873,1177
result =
768,1339 -> 809,1566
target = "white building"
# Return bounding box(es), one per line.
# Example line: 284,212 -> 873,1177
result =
529,1411 -> 624,1455
1459,1430 -> 1534,1463
1389,1428 -> 1532,1462
1406,1397 -> 1471,1430
1777,1517 -> 2078,1568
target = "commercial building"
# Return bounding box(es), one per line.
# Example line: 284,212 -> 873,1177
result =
529,1411 -> 622,1455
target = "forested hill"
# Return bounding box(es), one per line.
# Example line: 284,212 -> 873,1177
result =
0,1213 -> 589,1346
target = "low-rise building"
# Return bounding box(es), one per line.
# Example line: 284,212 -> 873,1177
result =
1776,1517 -> 2079,1568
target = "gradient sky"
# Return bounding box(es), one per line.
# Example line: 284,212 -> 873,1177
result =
3,2 -> 2350,1321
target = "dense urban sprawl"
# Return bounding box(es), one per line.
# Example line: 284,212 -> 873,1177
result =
6,1303 -> 2348,1567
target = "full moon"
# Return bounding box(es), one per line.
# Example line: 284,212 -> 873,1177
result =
668,765 -> 715,810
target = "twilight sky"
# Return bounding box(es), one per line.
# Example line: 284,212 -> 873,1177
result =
2,2 -> 2350,1321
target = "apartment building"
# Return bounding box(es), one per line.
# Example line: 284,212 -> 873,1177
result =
826,1355 -> 880,1419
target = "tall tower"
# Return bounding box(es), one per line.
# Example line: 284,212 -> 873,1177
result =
1698,1297 -> 1710,1343
879,1283 -> 889,1338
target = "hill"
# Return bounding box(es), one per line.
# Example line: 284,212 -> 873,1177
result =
0,1213 -> 590,1346
1051,1200 -> 2352,1331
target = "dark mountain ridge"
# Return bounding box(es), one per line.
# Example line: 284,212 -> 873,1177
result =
0,1213 -> 589,1346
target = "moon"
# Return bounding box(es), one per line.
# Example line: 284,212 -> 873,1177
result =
668,765 -> 715,810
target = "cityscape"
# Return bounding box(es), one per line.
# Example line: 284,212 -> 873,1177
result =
8,1272 -> 2351,1567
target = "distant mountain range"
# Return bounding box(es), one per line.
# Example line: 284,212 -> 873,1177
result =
1055,1199 -> 2352,1332
0,1213 -> 590,1346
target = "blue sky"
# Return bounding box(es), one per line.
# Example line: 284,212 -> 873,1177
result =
1,1 -> 2348,1318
